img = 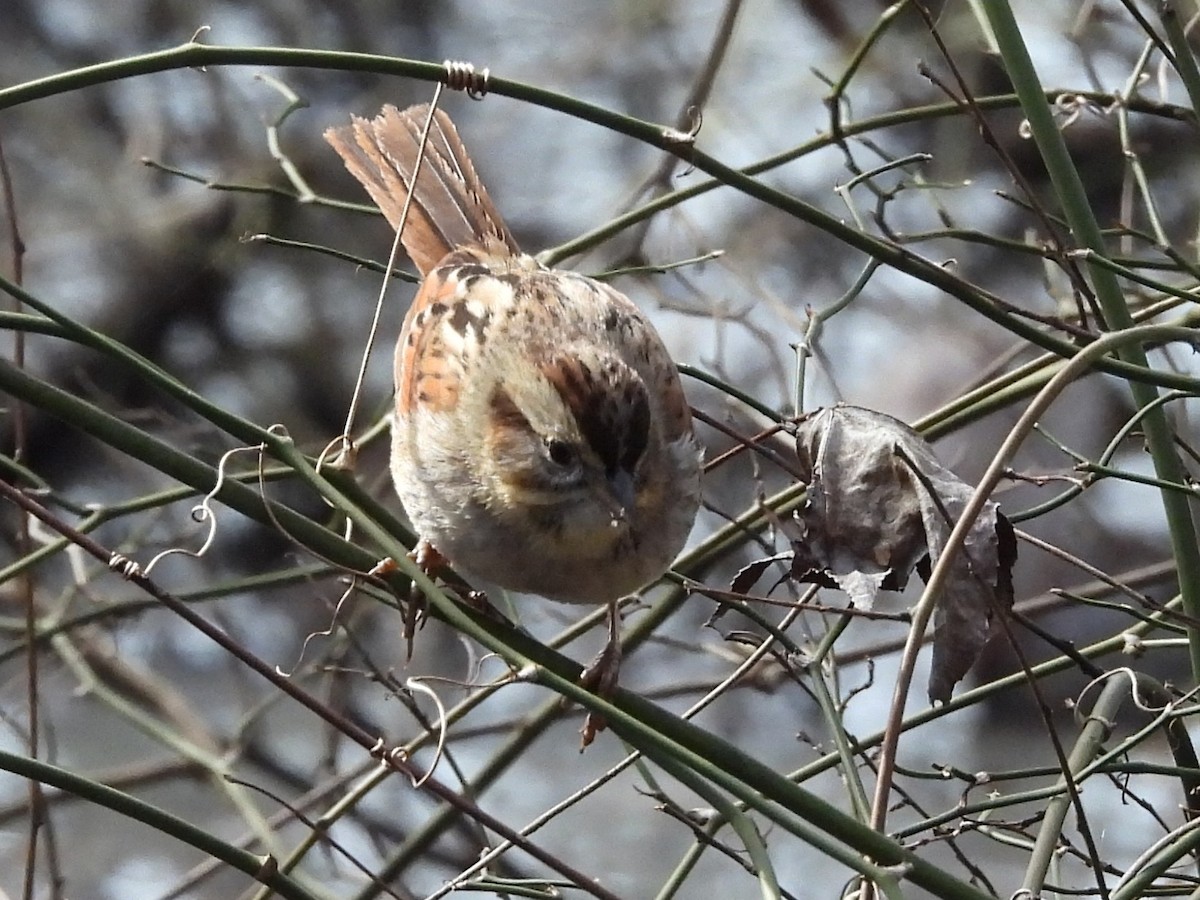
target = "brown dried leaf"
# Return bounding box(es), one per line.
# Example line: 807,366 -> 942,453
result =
730,554 -> 791,597
791,405 -> 1015,702
705,555 -> 788,627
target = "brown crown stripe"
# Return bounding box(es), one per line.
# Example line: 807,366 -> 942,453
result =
543,356 -> 650,475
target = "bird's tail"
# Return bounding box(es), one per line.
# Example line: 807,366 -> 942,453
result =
324,103 -> 520,275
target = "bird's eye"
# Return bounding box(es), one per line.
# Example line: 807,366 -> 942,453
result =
546,439 -> 576,467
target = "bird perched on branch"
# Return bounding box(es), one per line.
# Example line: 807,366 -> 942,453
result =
325,103 -> 701,743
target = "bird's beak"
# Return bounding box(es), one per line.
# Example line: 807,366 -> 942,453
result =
606,468 -> 636,522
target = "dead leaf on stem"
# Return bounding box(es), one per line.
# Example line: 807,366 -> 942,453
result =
790,405 -> 1016,702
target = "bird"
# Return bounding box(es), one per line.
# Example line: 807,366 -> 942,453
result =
325,103 -> 701,739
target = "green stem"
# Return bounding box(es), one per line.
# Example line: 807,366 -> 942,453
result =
1110,820 -> 1200,899
984,0 -> 1200,680
648,752 -> 784,900
1020,671 -> 1129,897
0,749 -> 319,900
1161,0 -> 1200,122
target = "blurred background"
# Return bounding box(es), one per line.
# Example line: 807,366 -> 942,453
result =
2,1 -> 1199,897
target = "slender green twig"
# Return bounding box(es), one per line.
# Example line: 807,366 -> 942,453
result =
1161,1 -> 1200,124
984,0 -> 1200,681
825,0 -> 912,135
1020,671 -> 1132,898
0,749 -> 319,900
244,233 -> 419,282
636,751 -> 785,900
1071,248 -> 1198,303
1011,388 -> 1200,522
1110,817 -> 1200,899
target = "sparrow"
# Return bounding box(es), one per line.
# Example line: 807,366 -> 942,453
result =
325,103 -> 701,737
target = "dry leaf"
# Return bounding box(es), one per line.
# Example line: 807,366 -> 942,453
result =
791,405 -> 1015,702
